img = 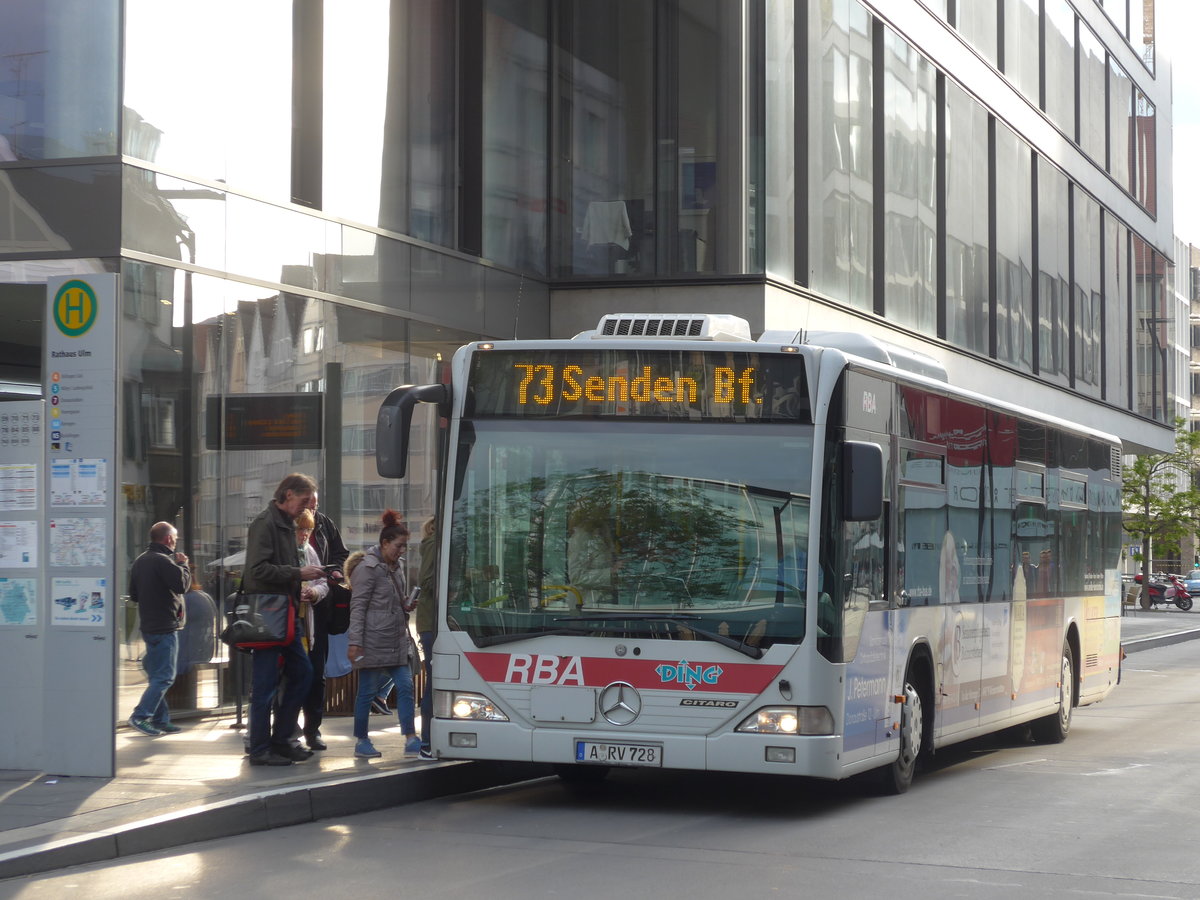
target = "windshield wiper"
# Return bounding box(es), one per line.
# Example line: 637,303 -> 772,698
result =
555,613 -> 764,659
473,627 -> 592,647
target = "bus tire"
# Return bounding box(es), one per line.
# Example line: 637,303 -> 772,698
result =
1031,641 -> 1074,744
554,763 -> 610,785
878,673 -> 927,795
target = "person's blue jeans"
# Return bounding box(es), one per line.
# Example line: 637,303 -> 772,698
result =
132,631 -> 178,724
354,664 -> 415,739
249,632 -> 312,757
419,631 -> 435,748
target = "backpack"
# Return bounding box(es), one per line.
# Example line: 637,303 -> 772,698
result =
325,579 -> 351,635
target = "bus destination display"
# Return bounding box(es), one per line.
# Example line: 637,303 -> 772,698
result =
468,349 -> 808,421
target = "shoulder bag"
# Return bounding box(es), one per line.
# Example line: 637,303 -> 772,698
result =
219,585 -> 295,649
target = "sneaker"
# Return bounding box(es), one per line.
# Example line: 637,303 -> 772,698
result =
305,733 -> 327,751
418,748 -> 435,761
370,698 -> 390,715
272,743 -> 313,762
355,738 -> 382,758
404,736 -> 422,756
248,751 -> 294,767
128,716 -> 162,736
153,722 -> 182,734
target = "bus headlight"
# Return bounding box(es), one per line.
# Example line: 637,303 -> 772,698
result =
435,690 -> 509,722
736,706 -> 833,735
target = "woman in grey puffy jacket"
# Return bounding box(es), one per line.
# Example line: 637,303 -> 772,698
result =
347,510 -> 421,758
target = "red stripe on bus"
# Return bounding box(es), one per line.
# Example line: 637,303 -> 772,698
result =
465,651 -> 784,693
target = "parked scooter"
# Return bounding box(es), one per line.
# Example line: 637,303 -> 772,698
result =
1135,572 -> 1194,611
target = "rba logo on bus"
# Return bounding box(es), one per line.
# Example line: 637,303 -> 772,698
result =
504,654 -> 585,684
656,660 -> 724,690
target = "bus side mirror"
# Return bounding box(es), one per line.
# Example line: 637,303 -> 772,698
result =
842,441 -> 883,522
377,383 -> 450,478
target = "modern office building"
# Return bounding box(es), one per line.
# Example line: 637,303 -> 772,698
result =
0,0 -> 1176,770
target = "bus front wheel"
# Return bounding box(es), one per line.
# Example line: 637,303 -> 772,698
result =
878,677 -> 926,795
1031,641 -> 1074,744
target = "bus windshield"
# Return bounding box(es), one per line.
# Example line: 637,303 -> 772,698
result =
447,419 -> 814,652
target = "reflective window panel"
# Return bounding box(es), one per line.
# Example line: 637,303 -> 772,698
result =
1103,214 -> 1129,408
944,83 -> 989,356
550,1 -> 655,278
1044,0 -> 1076,137
116,258 -> 475,714
1133,237 -> 1168,421
324,0 -> 456,247
482,0 -> 549,275
0,0 -> 118,160
995,123 -> 1033,369
1109,59 -> 1132,190
123,0 -> 291,201
807,0 -> 873,309
764,0 -> 795,282
1037,158 -> 1069,386
1132,88 -> 1156,214
882,27 -> 937,334
1078,23 -> 1106,164
1002,0 -> 1039,106
1073,189 -> 1102,398
956,0 -> 998,68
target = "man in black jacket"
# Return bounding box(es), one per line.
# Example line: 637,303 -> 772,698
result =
129,522 -> 190,736
298,492 -> 349,751
244,473 -> 325,766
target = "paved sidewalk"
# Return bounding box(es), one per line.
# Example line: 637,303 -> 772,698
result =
1,609 -> 1197,881
0,713 -> 545,880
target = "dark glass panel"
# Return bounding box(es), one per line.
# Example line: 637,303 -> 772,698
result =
0,164 -> 120,256
550,1 -> 654,277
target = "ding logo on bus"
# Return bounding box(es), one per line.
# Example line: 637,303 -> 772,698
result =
656,660 -> 724,690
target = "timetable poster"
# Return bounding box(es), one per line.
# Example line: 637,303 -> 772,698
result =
0,520 -> 37,568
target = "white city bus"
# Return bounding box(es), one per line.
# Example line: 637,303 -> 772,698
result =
378,313 -> 1123,792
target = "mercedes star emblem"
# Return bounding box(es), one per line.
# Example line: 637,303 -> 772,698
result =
598,681 -> 642,726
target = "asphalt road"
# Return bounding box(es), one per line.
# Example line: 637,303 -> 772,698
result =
7,641 -> 1200,900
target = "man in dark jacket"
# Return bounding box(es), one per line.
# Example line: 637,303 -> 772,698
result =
297,492 -> 349,751
243,473 -> 325,766
128,522 -> 190,736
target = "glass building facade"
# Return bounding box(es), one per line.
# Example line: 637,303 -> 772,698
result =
0,0 -> 1176,720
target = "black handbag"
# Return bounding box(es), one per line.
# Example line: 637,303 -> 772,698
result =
219,588 -> 296,649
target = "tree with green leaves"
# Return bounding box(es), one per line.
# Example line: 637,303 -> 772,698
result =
1121,418 -> 1200,591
